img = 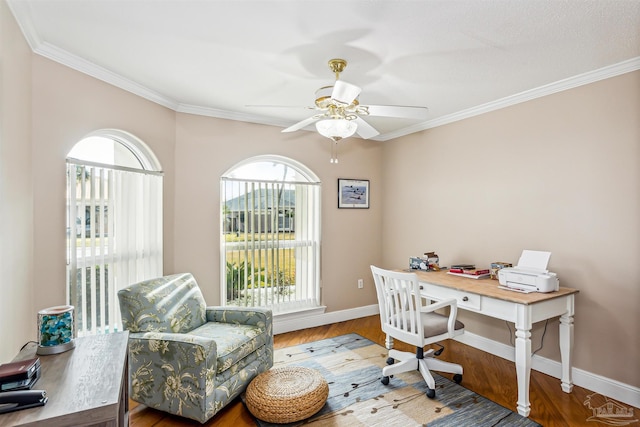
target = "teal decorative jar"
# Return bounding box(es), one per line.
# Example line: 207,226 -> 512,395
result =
36,305 -> 76,355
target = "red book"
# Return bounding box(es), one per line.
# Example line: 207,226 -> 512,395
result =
463,269 -> 490,275
0,358 -> 40,383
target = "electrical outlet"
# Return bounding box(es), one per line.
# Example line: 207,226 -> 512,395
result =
358,279 -> 364,289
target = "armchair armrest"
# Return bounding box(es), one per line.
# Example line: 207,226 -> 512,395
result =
421,298 -> 459,336
206,306 -> 273,334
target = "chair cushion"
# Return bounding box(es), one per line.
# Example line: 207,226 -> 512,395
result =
188,322 -> 269,373
421,312 -> 464,338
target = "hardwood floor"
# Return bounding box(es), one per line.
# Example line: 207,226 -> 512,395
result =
129,315 -> 636,426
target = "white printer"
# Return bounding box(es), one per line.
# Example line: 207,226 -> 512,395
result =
498,250 -> 559,293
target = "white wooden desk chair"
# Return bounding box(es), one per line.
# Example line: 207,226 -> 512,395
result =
370,265 -> 465,398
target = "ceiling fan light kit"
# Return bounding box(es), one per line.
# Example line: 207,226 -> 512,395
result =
315,118 -> 358,141
316,117 -> 358,164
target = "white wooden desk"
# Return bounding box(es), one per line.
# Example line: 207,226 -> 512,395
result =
404,269 -> 578,417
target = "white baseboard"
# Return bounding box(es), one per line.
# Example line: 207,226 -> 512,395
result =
273,304 -> 379,335
274,304 -> 640,409
454,332 -> 640,409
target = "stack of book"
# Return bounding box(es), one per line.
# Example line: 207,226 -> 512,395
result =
448,264 -> 491,279
0,357 -> 41,392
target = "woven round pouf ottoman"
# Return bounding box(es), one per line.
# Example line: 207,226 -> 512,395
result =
245,366 -> 329,423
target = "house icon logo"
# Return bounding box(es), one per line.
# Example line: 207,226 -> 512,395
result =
583,393 -> 638,425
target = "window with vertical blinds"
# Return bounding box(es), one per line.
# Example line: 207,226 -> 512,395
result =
221,156 -> 321,314
66,131 -> 162,335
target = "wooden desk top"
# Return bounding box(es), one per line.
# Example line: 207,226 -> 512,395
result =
2,332 -> 128,426
409,269 -> 578,305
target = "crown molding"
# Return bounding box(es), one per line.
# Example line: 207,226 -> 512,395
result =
176,104 -> 293,129
376,56 -> 640,141
7,0 -> 179,110
36,42 -> 180,110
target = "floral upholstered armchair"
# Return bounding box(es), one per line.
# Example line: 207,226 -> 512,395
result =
117,273 -> 273,423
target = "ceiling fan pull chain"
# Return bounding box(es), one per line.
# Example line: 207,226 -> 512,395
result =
330,141 -> 339,164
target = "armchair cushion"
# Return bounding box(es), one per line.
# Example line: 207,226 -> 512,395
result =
188,321 -> 269,373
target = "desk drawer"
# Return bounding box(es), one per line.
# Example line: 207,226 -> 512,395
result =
420,284 -> 481,311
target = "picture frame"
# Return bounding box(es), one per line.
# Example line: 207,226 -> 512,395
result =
338,179 -> 370,209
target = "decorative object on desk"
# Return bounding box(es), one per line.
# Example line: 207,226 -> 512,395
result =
490,262 -> 513,280
338,179 -> 369,209
424,251 -> 440,270
246,334 -> 541,427
409,257 -> 429,271
0,358 -> 40,392
36,305 -> 75,355
410,252 -> 440,271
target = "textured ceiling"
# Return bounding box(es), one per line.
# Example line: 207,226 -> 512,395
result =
8,0 -> 640,141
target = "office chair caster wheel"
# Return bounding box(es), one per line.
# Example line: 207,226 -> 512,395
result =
381,376 -> 390,385
453,374 -> 462,384
386,357 -> 394,365
426,388 -> 436,399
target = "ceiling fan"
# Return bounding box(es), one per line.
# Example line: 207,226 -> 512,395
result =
251,58 -> 429,162
279,59 -> 429,141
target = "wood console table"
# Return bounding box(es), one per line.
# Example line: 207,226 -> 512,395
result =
0,332 -> 129,426
404,269 -> 578,417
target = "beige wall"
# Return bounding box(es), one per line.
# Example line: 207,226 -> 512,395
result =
30,56 -> 177,316
174,113 -> 383,308
0,1 -> 33,362
381,71 -> 640,386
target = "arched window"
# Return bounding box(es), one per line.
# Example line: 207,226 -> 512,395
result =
221,155 -> 322,315
66,129 -> 163,335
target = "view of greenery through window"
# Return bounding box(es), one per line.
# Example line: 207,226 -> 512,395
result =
221,157 -> 320,313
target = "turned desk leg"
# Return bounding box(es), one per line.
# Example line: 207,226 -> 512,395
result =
559,298 -> 575,393
515,306 -> 533,417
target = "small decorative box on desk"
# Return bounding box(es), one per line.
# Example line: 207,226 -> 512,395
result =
490,262 -> 513,280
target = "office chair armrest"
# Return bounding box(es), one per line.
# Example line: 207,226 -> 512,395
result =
420,298 -> 457,313
421,298 -> 460,336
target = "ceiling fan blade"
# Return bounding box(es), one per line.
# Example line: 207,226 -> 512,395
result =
282,115 -> 321,133
363,104 -> 429,120
354,117 -> 380,139
331,80 -> 362,105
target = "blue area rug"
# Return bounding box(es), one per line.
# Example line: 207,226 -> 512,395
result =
247,333 -> 541,427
